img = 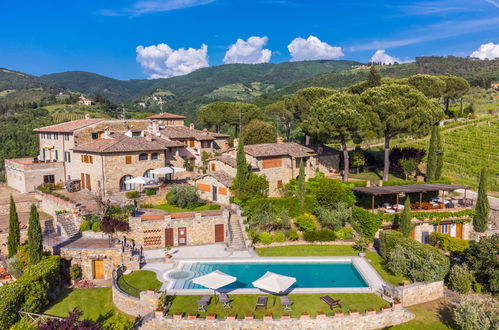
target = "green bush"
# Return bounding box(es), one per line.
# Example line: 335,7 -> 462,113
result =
353,237 -> 369,252
451,296 -> 498,330
473,282 -> 483,294
244,196 -> 316,219
125,191 -> 140,199
102,313 -> 134,330
79,221 -> 91,232
274,232 -> 285,242
336,227 -> 353,240
314,203 -> 352,231
167,184 -> 200,208
465,234 -> 499,293
430,232 -> 469,255
11,317 -> 36,330
259,232 -> 273,245
314,178 -> 356,208
294,213 -> 317,232
287,230 -> 299,241
351,207 -> 383,238
91,221 -> 102,232
303,229 -> 337,242
144,188 -> 157,196
379,230 -> 403,258
70,264 -> 82,282
249,201 -> 278,231
447,264 -> 473,294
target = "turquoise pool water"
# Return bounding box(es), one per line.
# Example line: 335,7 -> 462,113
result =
171,262 -> 367,290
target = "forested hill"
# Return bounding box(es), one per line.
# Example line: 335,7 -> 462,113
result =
0,68 -> 58,105
40,60 -> 361,103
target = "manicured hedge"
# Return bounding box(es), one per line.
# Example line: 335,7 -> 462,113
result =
0,256 -> 61,329
303,229 -> 337,242
383,209 -> 475,223
430,232 -> 469,255
351,207 -> 383,238
244,196 -> 316,219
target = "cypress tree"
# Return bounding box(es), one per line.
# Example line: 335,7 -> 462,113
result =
367,65 -> 382,88
399,197 -> 413,237
28,204 -> 43,265
7,195 -> 20,258
435,126 -> 443,180
235,137 -> 249,195
426,125 -> 438,181
474,168 -> 489,232
297,159 -> 306,211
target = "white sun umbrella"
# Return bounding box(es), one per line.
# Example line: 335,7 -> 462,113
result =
124,176 -> 154,185
252,272 -> 296,305
151,166 -> 186,175
192,270 -> 237,302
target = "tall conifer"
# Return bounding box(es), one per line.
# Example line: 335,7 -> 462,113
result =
399,197 -> 413,237
28,204 -> 43,264
297,159 -> 306,211
426,125 -> 438,181
474,168 -> 490,232
235,137 -> 249,196
435,126 -> 443,180
7,195 -> 20,258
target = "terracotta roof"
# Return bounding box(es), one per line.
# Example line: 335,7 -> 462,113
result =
148,112 -> 186,120
306,144 -> 341,155
209,155 -> 237,167
195,171 -> 234,187
72,132 -> 183,153
244,142 -> 315,158
160,126 -> 228,141
33,118 -> 104,133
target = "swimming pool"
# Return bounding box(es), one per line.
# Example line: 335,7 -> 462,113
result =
170,261 -> 368,290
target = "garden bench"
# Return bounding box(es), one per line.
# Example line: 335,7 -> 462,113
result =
320,295 -> 342,310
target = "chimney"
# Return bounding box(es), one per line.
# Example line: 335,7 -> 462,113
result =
189,123 -> 195,130
202,128 -> 208,134
145,135 -> 152,142
85,113 -> 90,120
103,127 -> 110,139
221,141 -> 229,152
152,120 -> 159,134
277,136 -> 284,144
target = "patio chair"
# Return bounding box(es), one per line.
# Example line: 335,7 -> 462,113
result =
320,295 -> 342,310
197,296 -> 212,312
219,293 -> 231,309
280,295 -> 293,311
255,296 -> 268,310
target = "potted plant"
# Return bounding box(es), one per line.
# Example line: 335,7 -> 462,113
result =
187,313 -> 197,320
155,308 -> 164,318
245,313 -> 254,320
281,314 -> 291,320
381,306 -> 392,313
393,298 -> 402,309
334,311 -> 344,318
353,237 -> 369,257
349,308 -> 359,317
206,313 -> 215,321
366,308 -> 376,315
147,289 -> 155,295
173,312 -> 183,319
165,245 -> 172,258
226,314 -> 236,321
317,310 -> 327,319
264,312 -> 273,321
300,312 -> 310,320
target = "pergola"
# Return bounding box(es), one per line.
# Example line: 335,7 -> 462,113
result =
352,183 -> 470,211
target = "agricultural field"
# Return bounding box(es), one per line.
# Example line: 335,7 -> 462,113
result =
205,82 -> 275,101
396,117 -> 499,192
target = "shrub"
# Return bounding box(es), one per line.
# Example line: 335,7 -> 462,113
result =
125,191 -> 140,199
102,313 -> 134,330
274,232 -> 285,243
249,201 -> 277,231
238,173 -> 269,201
336,227 -> 353,240
91,221 -> 101,232
259,232 -> 273,245
167,184 -> 199,208
353,237 -> 369,252
247,228 -> 260,243
430,232 -> 469,255
106,205 -> 133,222
101,217 -> 130,233
351,207 -> 383,238
451,296 -> 498,330
379,230 -> 402,258
465,234 -> 499,293
287,230 -> 299,241
7,256 -> 26,278
11,317 -> 37,330
314,179 -> 356,208
144,188 -> 157,196
447,264 -> 473,294
70,264 -> 82,282
294,213 -> 317,232
303,229 -> 336,242
314,203 -> 352,231
79,221 -> 91,232
473,282 -> 483,294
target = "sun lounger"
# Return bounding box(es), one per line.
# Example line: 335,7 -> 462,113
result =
255,296 -> 268,310
197,296 -> 211,312
219,293 -> 231,309
280,296 -> 293,311
320,295 -> 342,310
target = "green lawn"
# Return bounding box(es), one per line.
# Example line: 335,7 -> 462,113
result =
390,299 -> 451,329
153,203 -> 220,213
167,293 -> 389,319
118,270 -> 162,297
45,287 -> 129,322
365,251 -> 410,286
255,245 -> 357,257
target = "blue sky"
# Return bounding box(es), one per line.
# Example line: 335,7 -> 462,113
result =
1,0 -> 499,79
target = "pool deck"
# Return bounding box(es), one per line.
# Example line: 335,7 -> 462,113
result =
144,256 -> 385,295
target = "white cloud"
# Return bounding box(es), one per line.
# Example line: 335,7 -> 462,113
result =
223,36 -> 272,64
287,35 -> 344,61
470,42 -> 499,59
100,0 -> 214,17
370,49 -> 402,64
136,43 -> 209,78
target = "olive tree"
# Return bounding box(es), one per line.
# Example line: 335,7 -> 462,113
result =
361,84 -> 444,181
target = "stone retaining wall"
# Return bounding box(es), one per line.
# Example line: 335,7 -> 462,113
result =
400,281 -> 444,307
36,190 -> 78,216
254,240 -> 355,248
141,308 -> 414,330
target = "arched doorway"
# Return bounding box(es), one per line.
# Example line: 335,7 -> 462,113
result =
120,175 -> 135,191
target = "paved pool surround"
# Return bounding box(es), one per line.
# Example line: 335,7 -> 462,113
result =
162,257 -> 384,295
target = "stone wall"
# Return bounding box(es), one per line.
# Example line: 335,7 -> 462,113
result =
112,266 -> 159,317
141,308 -> 414,330
400,281 -> 444,307
35,190 -> 78,216
207,159 -> 236,177
196,175 -> 231,206
5,159 -> 65,193
128,210 -> 229,248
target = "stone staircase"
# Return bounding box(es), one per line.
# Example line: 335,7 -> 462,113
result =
227,213 -> 247,251
56,213 -> 80,239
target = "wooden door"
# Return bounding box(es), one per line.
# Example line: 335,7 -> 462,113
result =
456,223 -> 463,239
93,260 -> 104,279
165,228 -> 174,247
178,227 -> 187,246
85,174 -> 91,191
211,163 -> 216,171
81,173 -> 85,189
215,224 -> 224,242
